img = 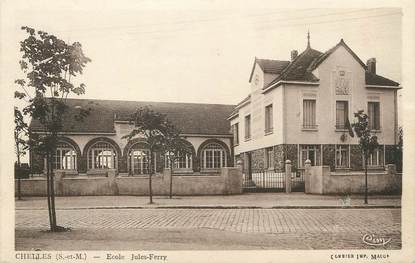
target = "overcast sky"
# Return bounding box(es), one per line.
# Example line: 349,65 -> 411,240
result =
4,2 -> 401,106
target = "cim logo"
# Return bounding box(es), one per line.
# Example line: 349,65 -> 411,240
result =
362,234 -> 391,246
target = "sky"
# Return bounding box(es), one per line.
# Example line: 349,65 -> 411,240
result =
3,1 -> 402,106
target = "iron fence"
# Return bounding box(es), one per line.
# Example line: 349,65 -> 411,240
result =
243,169 -> 285,192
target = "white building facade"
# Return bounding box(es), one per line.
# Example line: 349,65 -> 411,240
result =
229,39 -> 400,172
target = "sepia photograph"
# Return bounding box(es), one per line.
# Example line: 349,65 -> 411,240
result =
1,0 -> 414,262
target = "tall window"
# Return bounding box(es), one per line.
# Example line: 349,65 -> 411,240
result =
232,123 -> 239,145
300,145 -> 321,167
335,145 -> 349,168
244,115 -> 251,140
265,147 -> 274,169
366,147 -> 384,167
202,143 -> 227,169
88,142 -> 117,170
165,153 -> 192,169
129,149 -> 150,175
336,101 -> 349,129
368,102 -> 380,130
303,100 -> 316,129
53,142 -> 77,170
265,104 -> 273,133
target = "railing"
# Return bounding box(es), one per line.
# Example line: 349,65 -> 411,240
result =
243,168 -> 285,192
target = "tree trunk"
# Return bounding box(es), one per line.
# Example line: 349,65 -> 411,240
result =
45,153 -> 53,231
364,157 -> 368,204
169,159 -> 173,199
17,177 -> 22,200
16,145 -> 22,200
50,160 -> 57,230
149,151 -> 153,204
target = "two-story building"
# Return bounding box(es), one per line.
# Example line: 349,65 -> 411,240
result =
229,37 -> 400,172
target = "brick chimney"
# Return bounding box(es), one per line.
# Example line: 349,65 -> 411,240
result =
367,58 -> 376,74
291,50 -> 298,61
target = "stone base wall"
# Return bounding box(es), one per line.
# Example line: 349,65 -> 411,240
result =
15,168 -> 243,196
241,144 -> 399,173
305,164 -> 401,194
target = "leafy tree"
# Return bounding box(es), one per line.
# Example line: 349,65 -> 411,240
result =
162,129 -> 193,199
14,107 -> 29,200
351,110 -> 379,204
394,126 -> 403,172
123,106 -> 175,204
15,26 -> 91,231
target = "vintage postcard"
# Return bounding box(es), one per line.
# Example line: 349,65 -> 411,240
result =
1,0 -> 414,262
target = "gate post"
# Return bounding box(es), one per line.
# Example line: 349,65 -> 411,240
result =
285,160 -> 292,193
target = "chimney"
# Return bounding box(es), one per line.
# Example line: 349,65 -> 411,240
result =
367,58 -> 376,74
291,50 -> 298,61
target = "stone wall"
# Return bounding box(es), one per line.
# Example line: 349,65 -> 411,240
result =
15,167 -> 243,196
250,148 -> 265,169
305,164 -> 401,194
273,144 -> 285,171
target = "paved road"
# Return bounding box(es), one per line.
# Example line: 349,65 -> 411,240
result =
15,208 -> 401,250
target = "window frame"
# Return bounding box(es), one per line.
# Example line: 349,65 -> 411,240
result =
335,144 -> 350,168
232,123 -> 239,145
265,147 -> 274,169
368,101 -> 381,131
335,100 -> 349,130
87,141 -> 117,170
264,104 -> 273,134
302,99 -> 317,130
201,143 -> 227,170
244,114 -> 251,141
164,152 -> 192,170
53,142 -> 77,170
299,144 -> 321,168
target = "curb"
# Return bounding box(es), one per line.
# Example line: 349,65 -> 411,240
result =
16,205 -> 401,210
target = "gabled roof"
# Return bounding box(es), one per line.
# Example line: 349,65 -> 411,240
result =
30,98 -> 235,135
265,47 -> 322,88
308,39 -> 367,71
248,58 -> 290,82
264,39 -> 399,89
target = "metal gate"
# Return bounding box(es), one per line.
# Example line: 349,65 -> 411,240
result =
291,169 -> 305,192
243,169 -> 285,192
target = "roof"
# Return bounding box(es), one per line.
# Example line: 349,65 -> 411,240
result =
365,71 -> 399,86
29,98 -> 236,135
265,48 -> 322,88
248,58 -> 290,82
308,39 -> 367,71
264,39 -> 399,89
228,95 -> 251,119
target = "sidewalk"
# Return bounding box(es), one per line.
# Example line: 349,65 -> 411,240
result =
15,193 -> 401,210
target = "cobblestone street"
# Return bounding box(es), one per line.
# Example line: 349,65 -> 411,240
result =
15,208 -> 401,250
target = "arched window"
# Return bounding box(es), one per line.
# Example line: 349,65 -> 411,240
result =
164,152 -> 192,169
128,143 -> 156,175
53,142 -> 77,170
201,143 -> 227,169
88,142 -> 117,169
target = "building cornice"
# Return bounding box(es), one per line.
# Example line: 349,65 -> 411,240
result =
180,133 -> 233,138
31,131 -> 117,135
262,81 -> 319,94
366,85 -> 402,89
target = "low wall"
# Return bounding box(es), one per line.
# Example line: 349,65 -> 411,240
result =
15,167 -> 243,196
305,164 -> 401,194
